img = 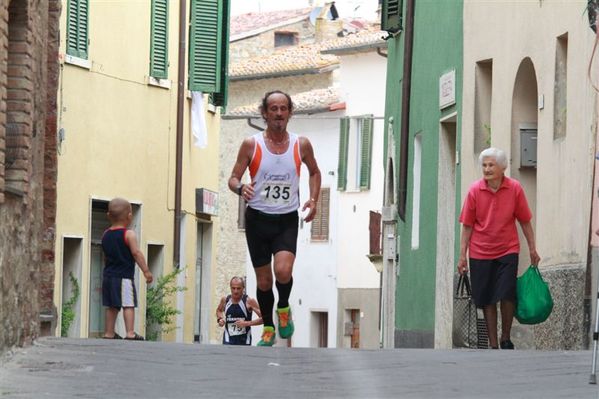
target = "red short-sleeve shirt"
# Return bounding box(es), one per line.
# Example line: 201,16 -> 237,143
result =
459,176 -> 532,259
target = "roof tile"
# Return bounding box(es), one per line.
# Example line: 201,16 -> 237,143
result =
320,29 -> 387,53
229,43 -> 339,80
231,7 -> 312,37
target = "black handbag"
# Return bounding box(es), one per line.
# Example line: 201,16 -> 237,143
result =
452,274 -> 489,349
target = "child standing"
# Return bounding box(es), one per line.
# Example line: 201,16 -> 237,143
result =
101,197 -> 153,340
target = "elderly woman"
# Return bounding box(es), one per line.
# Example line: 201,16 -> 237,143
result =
457,147 -> 540,349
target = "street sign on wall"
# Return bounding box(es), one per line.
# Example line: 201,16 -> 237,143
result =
439,70 -> 456,109
195,188 -> 218,216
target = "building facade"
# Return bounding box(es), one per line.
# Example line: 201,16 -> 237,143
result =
53,0 -> 229,343
382,0 -> 463,348
462,0 -> 596,349
382,0 -> 597,349
0,0 -> 61,353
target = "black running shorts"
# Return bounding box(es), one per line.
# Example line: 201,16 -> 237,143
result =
469,253 -> 518,307
244,206 -> 299,267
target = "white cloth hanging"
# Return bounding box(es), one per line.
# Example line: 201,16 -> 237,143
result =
191,91 -> 208,148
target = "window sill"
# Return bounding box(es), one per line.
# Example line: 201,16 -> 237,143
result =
343,188 -> 365,194
147,76 -> 171,90
64,54 -> 91,70
186,91 -> 217,114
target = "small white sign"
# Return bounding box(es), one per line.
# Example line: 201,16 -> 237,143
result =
439,70 -> 456,109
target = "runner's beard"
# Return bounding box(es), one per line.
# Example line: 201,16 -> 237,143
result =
273,119 -> 286,131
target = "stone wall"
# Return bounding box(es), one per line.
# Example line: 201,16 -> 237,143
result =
0,0 -> 60,354
533,265 -> 587,350
231,74 -> 334,104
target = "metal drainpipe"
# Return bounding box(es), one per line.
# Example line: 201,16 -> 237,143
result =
173,0 -> 187,268
398,0 -> 415,221
247,117 -> 264,131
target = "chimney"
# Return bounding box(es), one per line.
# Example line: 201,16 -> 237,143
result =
315,2 -> 343,42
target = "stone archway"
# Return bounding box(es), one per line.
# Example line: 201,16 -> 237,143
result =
510,57 -> 538,272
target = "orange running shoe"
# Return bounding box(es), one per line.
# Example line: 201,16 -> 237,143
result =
257,326 -> 276,346
276,306 -> 295,339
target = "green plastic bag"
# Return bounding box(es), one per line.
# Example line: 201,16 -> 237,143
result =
515,265 -> 553,324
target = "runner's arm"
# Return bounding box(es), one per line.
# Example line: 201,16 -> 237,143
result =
228,137 -> 255,200
245,297 -> 263,326
300,136 -> 321,222
216,297 -> 226,327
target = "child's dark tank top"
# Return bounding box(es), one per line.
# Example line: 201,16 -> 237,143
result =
101,228 -> 135,279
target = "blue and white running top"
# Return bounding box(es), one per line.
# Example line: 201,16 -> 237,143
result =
223,294 -> 253,345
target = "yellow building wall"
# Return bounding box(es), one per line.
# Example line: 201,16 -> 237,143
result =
54,1 -> 221,343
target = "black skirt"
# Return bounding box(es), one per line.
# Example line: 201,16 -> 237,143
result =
469,253 -> 518,307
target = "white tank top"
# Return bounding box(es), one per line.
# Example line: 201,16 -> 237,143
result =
247,132 -> 302,214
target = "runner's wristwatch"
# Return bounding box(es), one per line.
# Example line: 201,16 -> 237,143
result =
236,183 -> 244,195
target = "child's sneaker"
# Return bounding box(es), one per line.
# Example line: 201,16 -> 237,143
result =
257,326 -> 276,346
276,306 -> 295,339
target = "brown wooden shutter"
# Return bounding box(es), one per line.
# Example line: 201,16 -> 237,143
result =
311,187 -> 330,241
369,211 -> 381,255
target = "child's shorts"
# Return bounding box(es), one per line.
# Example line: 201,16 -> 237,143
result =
102,276 -> 137,308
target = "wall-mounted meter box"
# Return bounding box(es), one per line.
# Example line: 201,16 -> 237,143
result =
520,124 -> 537,168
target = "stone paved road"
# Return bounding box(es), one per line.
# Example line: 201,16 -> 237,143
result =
0,337 -> 598,398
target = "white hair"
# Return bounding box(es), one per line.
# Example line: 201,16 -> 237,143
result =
479,147 -> 508,169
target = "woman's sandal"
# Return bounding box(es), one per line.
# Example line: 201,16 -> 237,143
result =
124,332 -> 145,341
102,333 -> 123,339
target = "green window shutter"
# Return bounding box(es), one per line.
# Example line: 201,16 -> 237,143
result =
359,116 -> 374,190
189,0 -> 223,92
150,0 -> 169,79
337,117 -> 350,191
66,0 -> 89,59
209,0 -> 230,109
381,0 -> 402,34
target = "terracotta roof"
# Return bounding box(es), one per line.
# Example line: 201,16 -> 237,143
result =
229,43 -> 339,81
224,87 -> 343,119
230,7 -> 312,40
320,29 -> 387,54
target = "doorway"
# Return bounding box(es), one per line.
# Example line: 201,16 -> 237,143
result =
61,237 -> 83,337
350,309 -> 360,348
88,199 -> 141,337
88,200 -> 109,337
510,57 -> 538,272
436,115 -> 457,349
311,311 -> 329,348
146,244 -> 164,340
194,220 -> 212,343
